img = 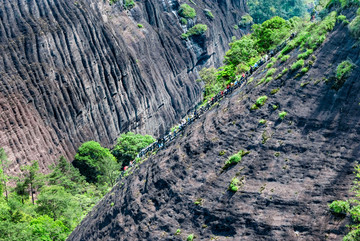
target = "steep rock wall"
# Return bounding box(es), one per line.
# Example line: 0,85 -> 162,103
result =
68,15 -> 360,240
0,0 -> 246,174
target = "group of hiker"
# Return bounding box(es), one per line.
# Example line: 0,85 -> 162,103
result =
121,32 -> 297,173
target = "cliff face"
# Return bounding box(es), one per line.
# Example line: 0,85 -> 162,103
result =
0,0 -> 246,173
68,14 -> 360,241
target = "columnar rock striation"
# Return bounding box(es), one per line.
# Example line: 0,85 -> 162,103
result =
0,0 -> 246,173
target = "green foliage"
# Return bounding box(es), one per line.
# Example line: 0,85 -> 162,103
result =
187,233 -> 194,241
175,229 -> 181,235
349,11 -> 360,39
137,24 -> 143,28
279,111 -> 288,120
47,156 -> 85,194
266,62 -> 274,68
198,67 -> 223,103
259,119 -> 267,124
112,132 -> 155,168
219,150 -> 226,156
291,59 -> 305,71
297,49 -> 313,59
329,200 -> 350,214
37,186 -> 80,228
224,35 -> 258,69
271,88 -> 279,94
178,4 -> 196,19
229,177 -> 246,192
204,9 -> 214,19
266,68 -> 276,77
265,77 -> 273,83
336,60 -> 354,79
239,14 -> 253,27
256,96 -> 268,106
181,24 -> 208,39
124,0 -> 135,9
252,16 -> 291,52
282,68 -> 289,74
301,67 -> 309,73
233,24 -> 239,30
337,15 -> 347,22
73,141 -> 117,183
247,0 -> 306,24
327,0 -> 360,9
280,55 -> 290,62
180,18 -> 188,25
272,105 -> 278,110
223,150 -> 249,170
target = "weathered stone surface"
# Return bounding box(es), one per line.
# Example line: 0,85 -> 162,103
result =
68,20 -> 360,240
0,0 -> 246,174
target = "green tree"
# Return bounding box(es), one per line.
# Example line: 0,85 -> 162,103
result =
247,0 -> 306,24
198,67 -> 223,102
73,141 -> 116,183
252,16 -> 290,52
112,132 -> 155,168
21,161 -> 43,205
29,215 -> 68,241
224,35 -> 258,67
48,156 -> 86,193
36,186 -> 77,222
98,157 -> 121,186
0,147 -> 10,200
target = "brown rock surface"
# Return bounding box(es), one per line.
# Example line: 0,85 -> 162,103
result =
68,18 -> 360,240
0,0 -> 246,174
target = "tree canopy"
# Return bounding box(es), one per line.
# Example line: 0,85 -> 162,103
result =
112,132 -> 155,168
72,141 -> 117,183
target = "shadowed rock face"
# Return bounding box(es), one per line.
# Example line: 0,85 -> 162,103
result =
0,0 -> 246,174
68,18 -> 360,240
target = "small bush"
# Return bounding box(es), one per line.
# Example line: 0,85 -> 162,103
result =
239,14 -> 253,27
329,200 -> 349,214
229,178 -> 240,192
124,0 -> 135,9
266,62 -> 274,68
178,4 -> 196,19
350,205 -> 360,222
271,88 -> 279,95
204,9 -> 214,20
223,150 -> 249,170
250,104 -> 258,110
280,55 -> 290,63
265,77 -> 273,83
279,111 -> 287,120
223,153 -> 242,169
266,68 -> 276,77
256,96 -> 268,106
187,234 -> 194,241
180,18 -> 188,25
137,24 -> 143,28
337,15 -> 347,22
182,24 -> 208,39
336,60 -> 354,79
175,229 -> 181,235
282,68 -> 289,74
259,119 -> 267,124
219,150 -> 226,156
297,49 -> 313,59
349,15 -> 360,38
233,25 -> 239,30
272,105 -> 278,110
291,59 -> 305,71
301,67 -> 309,73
